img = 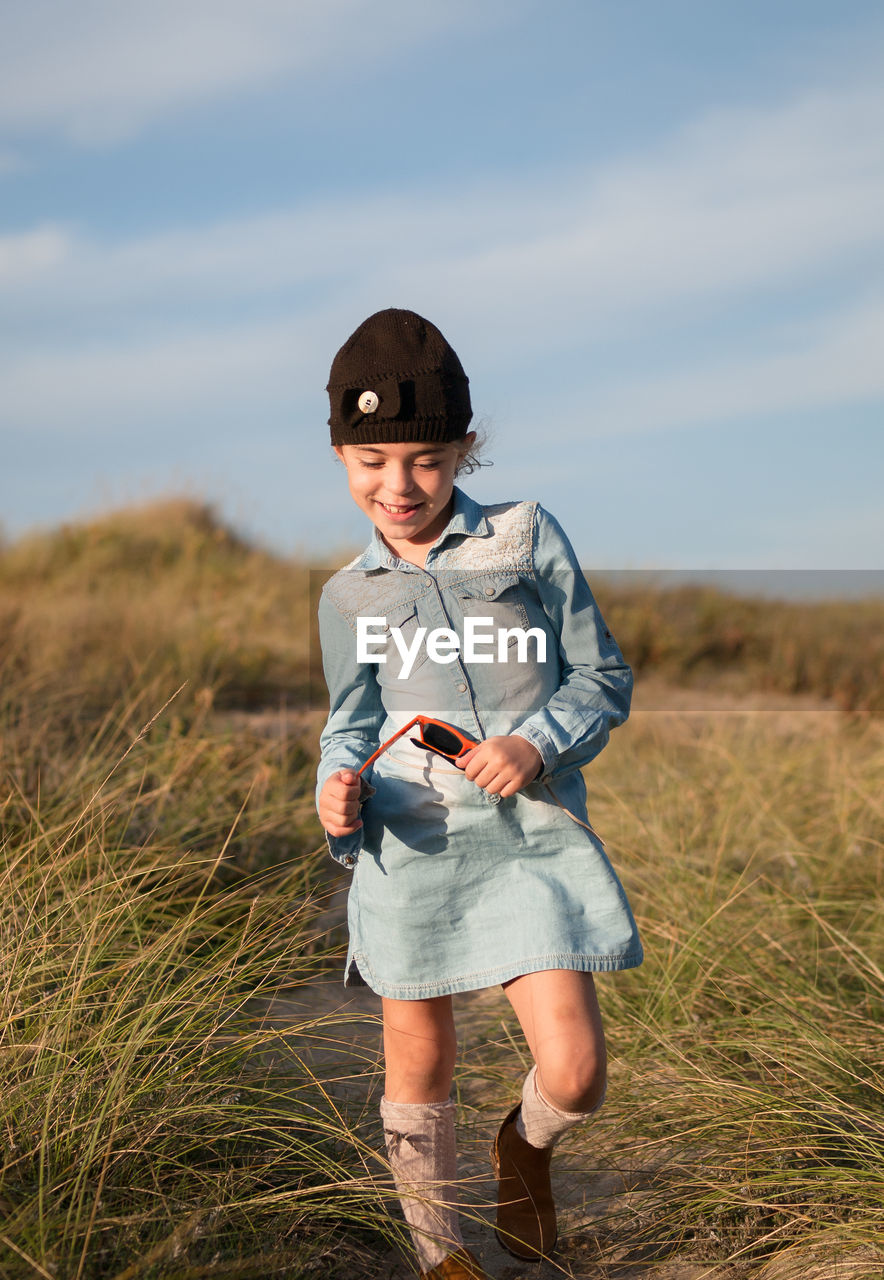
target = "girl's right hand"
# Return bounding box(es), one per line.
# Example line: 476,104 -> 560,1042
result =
318,770 -> 364,837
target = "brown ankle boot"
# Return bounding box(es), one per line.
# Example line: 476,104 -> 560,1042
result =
420,1247 -> 489,1279
490,1103 -> 557,1260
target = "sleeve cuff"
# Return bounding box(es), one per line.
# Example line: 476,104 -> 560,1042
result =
325,827 -> 364,869
510,725 -> 558,780
319,775 -> 376,870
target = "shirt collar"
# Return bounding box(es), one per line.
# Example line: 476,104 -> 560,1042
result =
353,486 -> 490,571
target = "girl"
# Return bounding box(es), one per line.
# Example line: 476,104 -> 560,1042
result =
316,309 -> 642,1280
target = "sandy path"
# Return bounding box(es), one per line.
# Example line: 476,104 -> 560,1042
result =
256,933 -> 733,1280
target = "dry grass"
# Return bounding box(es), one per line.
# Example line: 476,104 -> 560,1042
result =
592,580 -> 884,716
0,498 -> 881,1278
587,699 -> 883,1273
438,694 -> 883,1278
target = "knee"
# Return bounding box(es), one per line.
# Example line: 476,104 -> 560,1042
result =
537,1048 -> 607,1114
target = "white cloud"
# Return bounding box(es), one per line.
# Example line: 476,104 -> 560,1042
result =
2,70 -> 883,450
0,225 -> 70,284
3,74 -> 883,343
0,315 -> 322,432
550,294 -> 884,440
416,83 -> 884,352
0,0 -> 485,144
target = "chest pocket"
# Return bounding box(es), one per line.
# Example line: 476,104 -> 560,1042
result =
373,602 -> 429,682
455,572 -> 530,645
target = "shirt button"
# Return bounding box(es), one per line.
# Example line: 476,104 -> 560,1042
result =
456,682 -> 467,693
344,855 -> 356,866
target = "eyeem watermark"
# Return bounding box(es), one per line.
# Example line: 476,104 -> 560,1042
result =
357,616 -> 547,679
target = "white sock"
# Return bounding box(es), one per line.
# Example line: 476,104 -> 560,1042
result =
380,1096 -> 463,1271
515,1063 -> 605,1149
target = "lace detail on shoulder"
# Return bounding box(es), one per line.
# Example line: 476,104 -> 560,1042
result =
440,500 -> 536,571
322,565 -> 432,625
321,500 -> 537,624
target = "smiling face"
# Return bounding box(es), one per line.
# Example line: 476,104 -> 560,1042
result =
334,434 -> 476,565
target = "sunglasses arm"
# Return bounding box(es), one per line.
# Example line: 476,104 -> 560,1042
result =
357,715 -> 422,776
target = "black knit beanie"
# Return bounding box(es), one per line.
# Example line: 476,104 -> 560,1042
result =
327,308 -> 472,445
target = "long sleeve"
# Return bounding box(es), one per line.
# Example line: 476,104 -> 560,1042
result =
511,506 -> 632,780
315,585 -> 385,865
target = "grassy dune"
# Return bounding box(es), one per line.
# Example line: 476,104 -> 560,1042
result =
0,500 -> 881,1278
601,581 -> 884,716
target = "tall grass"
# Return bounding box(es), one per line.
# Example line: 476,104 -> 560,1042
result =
2,499 -> 882,1277
460,705 -> 883,1276
0,503 -> 403,1275
0,683 -> 406,1278
602,707 -> 883,1269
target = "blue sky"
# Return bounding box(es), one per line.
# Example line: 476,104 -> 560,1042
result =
2,0 -> 883,571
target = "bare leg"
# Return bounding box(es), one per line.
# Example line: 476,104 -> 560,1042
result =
492,970 -> 606,1261
503,969 -> 606,1113
382,994 -> 457,1102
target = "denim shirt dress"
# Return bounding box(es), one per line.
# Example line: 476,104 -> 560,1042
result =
316,487 -> 643,997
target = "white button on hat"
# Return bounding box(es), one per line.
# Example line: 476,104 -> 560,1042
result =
358,390 -> 379,414
484,585 -> 495,595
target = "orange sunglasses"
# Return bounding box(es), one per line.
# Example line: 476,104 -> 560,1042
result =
358,715 -> 479,775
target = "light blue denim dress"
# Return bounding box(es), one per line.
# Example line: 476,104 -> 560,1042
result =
316,487 -> 643,998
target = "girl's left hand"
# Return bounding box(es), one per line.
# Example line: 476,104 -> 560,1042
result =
454,735 -> 543,797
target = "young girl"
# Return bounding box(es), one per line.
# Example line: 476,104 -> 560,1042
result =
316,309 -> 642,1280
